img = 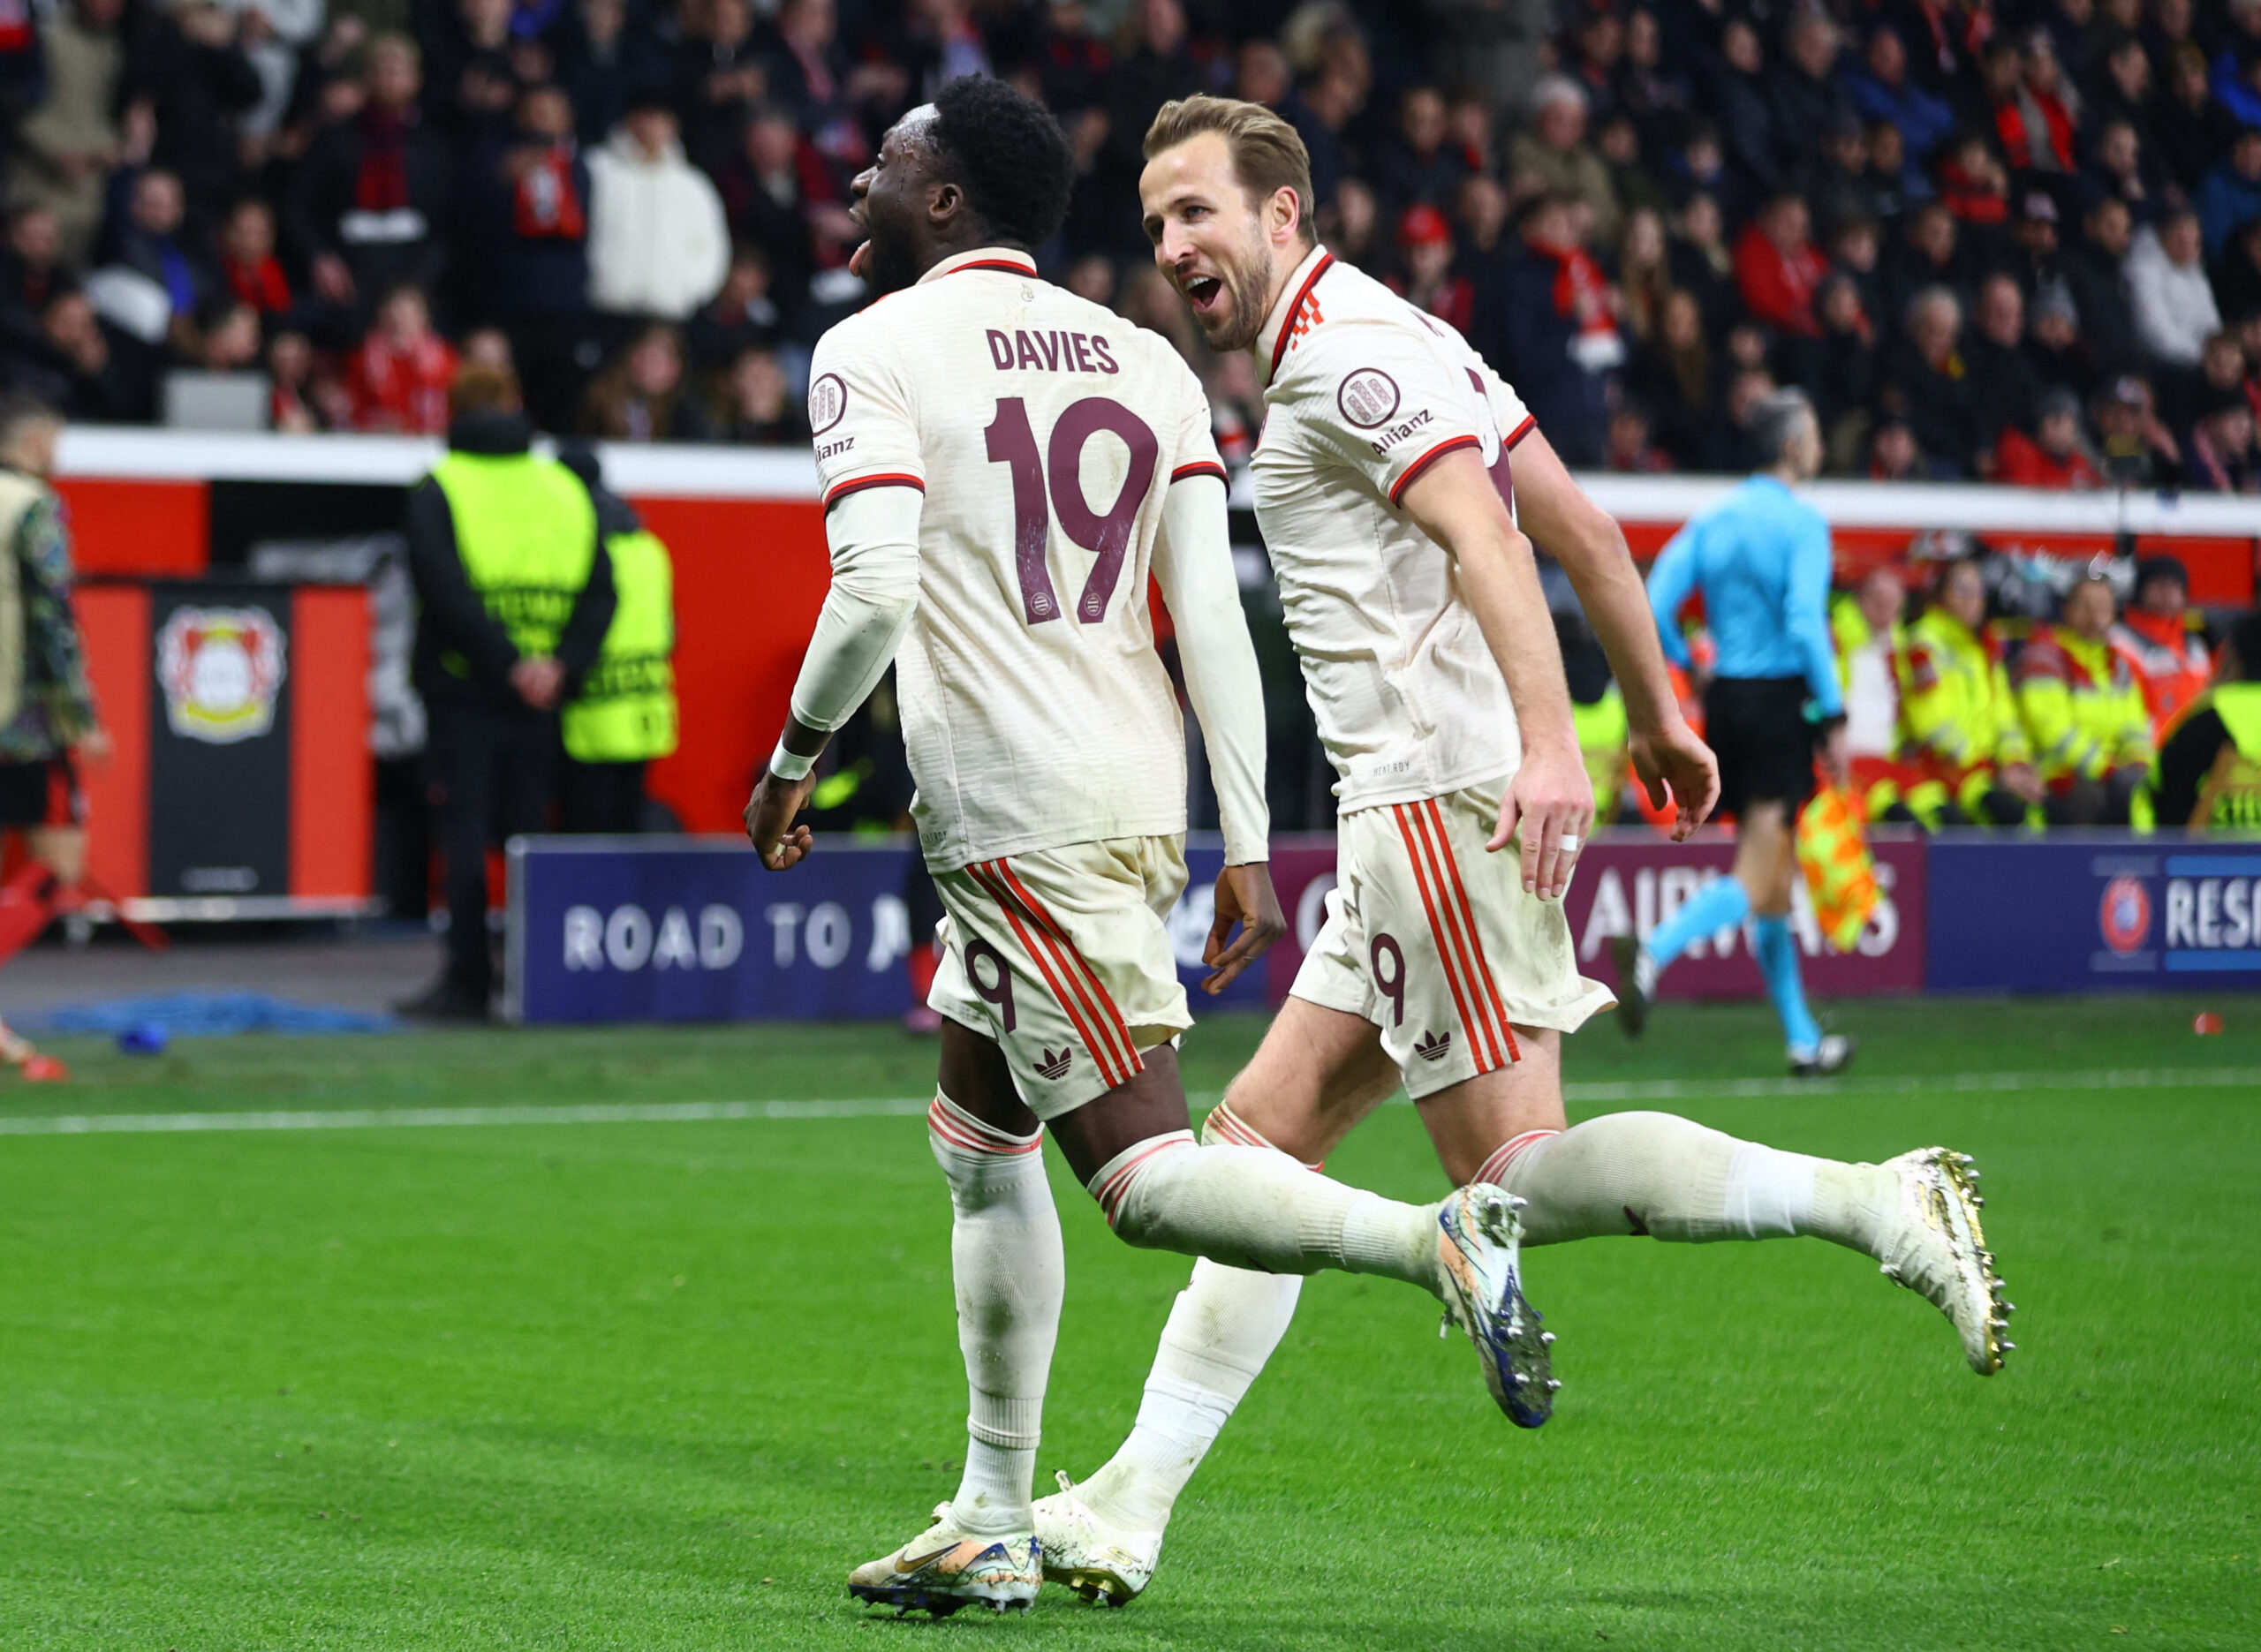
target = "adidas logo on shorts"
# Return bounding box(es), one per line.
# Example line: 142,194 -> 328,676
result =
1037,1048 -> 1074,1080
1414,1030 -> 1453,1062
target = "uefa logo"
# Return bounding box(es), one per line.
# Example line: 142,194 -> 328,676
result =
2098,874 -> 2151,954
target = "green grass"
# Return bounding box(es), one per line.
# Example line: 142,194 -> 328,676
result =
1,995 -> 2257,1649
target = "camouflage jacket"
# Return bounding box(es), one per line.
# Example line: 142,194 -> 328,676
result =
0,473 -> 97,762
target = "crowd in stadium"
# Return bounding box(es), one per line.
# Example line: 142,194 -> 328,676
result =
2,0 -> 2261,482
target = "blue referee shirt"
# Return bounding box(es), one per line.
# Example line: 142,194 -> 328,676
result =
1646,474 -> 1842,717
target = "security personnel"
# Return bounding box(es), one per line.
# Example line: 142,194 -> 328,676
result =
2012,574 -> 2152,826
402,362 -> 614,1019
1831,565 -> 1910,820
1896,557 -> 2042,826
2149,613 -> 2261,830
556,444 -> 677,834
2111,554 -> 2212,741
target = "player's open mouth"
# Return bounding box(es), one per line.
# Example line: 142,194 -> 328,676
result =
1184,275 -> 1222,313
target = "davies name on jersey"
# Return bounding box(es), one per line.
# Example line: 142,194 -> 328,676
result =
985,328 -> 1123,374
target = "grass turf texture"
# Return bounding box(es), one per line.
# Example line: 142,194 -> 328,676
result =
1,996 -> 2255,1649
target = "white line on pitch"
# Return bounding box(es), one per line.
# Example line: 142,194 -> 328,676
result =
0,1066 -> 2252,1138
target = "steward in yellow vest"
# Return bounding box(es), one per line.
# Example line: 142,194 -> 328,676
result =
2149,615 -> 2261,831
1894,557 -> 2041,826
402,365 -> 614,1020
556,443 -> 677,833
2011,575 -> 2153,826
1829,569 -> 1909,821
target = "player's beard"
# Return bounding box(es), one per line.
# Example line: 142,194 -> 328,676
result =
1192,235 -> 1278,355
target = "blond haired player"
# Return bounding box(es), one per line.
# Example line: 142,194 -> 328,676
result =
1027,95 -> 2014,1607
745,76 -> 1559,1619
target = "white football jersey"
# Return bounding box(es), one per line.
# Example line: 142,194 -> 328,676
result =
1251,245 -> 1537,812
808,246 -> 1228,871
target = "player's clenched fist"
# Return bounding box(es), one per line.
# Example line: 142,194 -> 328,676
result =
744,772 -> 817,871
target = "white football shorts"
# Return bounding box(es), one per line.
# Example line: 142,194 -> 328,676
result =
1291,778 -> 1615,1098
929,834 -> 1194,1120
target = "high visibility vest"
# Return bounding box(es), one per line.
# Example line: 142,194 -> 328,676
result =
430,450 -> 597,673
1895,607 -> 2026,781
563,525 -> 679,762
2176,683 -> 2261,830
2013,625 -> 2153,786
1571,684 -> 1627,823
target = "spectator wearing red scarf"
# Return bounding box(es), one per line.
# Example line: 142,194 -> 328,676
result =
1734,193 -> 1828,337
284,34 -> 453,322
217,199 -> 291,320
1993,32 -> 2077,173
473,85 -> 591,430
1503,192 -> 1620,464
347,283 -> 457,434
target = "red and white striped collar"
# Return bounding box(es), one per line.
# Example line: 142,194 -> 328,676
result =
1255,244 -> 1335,386
919,246 -> 1040,284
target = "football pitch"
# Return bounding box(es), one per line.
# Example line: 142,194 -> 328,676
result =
1,994 -> 2255,1650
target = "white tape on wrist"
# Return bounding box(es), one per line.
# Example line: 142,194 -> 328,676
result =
768,743 -> 815,781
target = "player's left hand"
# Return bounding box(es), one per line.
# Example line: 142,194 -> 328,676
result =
744,770 -> 817,871
1203,862 -> 1287,995
1491,741 -> 1593,901
1629,717 -> 1719,841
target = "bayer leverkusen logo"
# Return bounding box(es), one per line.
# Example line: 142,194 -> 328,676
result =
157,607 -> 287,744
2098,874 -> 2151,954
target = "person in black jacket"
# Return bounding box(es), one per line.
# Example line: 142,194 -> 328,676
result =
466,84 -> 593,432
400,361 -> 614,1019
284,34 -> 453,336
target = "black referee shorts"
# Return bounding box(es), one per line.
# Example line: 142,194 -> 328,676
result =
1704,676 -> 1819,818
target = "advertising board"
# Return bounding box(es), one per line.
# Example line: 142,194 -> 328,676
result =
504,836 -> 1271,1024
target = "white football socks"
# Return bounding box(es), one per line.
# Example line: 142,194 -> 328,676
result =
1074,1105 -> 1307,1536
1481,1112 -> 1894,1255
928,1091 -> 1063,1537
1087,1132 -> 1440,1288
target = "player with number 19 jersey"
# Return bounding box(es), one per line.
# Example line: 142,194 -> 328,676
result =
809,246 -> 1227,871
806,246 -> 1261,1114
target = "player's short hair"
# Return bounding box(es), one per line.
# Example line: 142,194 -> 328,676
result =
1144,94 -> 1316,246
0,389 -> 60,453
928,76 -> 1074,251
1750,388 -> 1816,464
450,360 -> 522,419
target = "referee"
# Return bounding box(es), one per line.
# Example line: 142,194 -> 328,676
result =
1614,389 -> 1853,1076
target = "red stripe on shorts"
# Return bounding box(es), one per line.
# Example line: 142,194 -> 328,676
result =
966,861 -> 1126,1090
1419,798 -> 1519,1065
1390,803 -> 1497,1072
994,858 -> 1143,1087
1410,800 -> 1511,1070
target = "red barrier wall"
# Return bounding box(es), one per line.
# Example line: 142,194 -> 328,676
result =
633,496 -> 829,834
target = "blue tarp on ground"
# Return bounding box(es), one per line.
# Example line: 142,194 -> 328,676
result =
36,992 -> 399,1037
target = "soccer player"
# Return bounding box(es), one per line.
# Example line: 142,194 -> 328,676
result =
743,78 -> 1545,1618
1613,390 -> 1857,1076
1029,97 -> 2011,1607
